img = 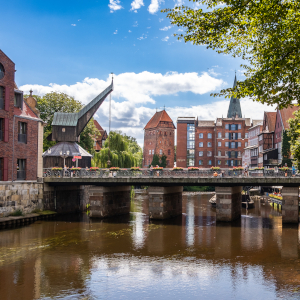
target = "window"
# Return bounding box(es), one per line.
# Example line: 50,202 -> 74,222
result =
238,124 -> 241,129
199,142 -> 203,147
188,141 -> 195,148
218,151 -> 221,156
245,142 -> 248,147
207,142 -> 212,147
199,160 -> 203,165
225,160 -> 228,165
237,160 -> 242,166
225,132 -> 229,138
0,118 -> 3,141
14,91 -> 23,108
159,149 -> 162,155
208,160 -> 212,165
238,142 -> 241,147
231,142 -> 235,148
231,124 -> 236,130
0,63 -> 4,80
207,133 -> 212,139
238,151 -> 241,157
264,154 -> 267,160
149,150 -> 151,155
17,159 -> 26,180
218,132 -> 222,138
225,124 -> 229,129
18,122 -> 27,143
218,142 -> 221,147
0,158 -> 2,180
0,86 -> 4,110
231,160 -> 234,166
152,149 -> 154,154
199,151 -> 203,156
207,151 -> 212,157
199,133 -> 203,138
218,160 -> 221,165
188,159 -> 194,167
225,142 -> 229,147
259,135 -> 263,141
188,149 -> 195,155
238,133 -> 241,139
188,132 -> 195,139
259,145 -> 263,152
245,133 -> 248,138
168,149 -> 171,155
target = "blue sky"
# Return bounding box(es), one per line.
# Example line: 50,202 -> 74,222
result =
1,0 -> 275,145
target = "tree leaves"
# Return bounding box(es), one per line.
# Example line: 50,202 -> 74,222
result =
162,0 -> 300,108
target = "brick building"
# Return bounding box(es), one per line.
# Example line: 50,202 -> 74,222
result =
177,75 -> 253,168
143,109 -> 175,168
93,120 -> 107,152
0,50 -> 44,181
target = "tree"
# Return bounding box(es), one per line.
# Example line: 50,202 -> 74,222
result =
287,108 -> 300,168
163,1 -> 300,108
151,153 -> 167,167
151,154 -> 160,166
92,131 -> 142,168
35,92 -> 98,153
281,130 -> 292,167
160,154 -> 167,168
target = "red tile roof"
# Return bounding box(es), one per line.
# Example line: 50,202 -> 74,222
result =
280,105 -> 299,129
264,112 -> 277,132
93,119 -> 104,132
144,110 -> 175,129
14,100 -> 40,120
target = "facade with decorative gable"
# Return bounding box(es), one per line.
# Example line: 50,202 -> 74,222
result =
0,49 -> 44,181
93,120 -> 107,152
143,110 -> 175,168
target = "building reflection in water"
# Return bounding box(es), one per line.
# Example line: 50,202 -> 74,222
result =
0,193 -> 299,299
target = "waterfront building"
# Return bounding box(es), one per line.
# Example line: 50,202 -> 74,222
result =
0,50 -> 44,181
143,109 -> 175,168
242,121 -> 263,168
177,75 -> 252,168
93,120 -> 107,152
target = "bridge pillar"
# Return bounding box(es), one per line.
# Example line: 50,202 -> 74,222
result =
281,187 -> 299,223
148,186 -> 183,219
89,186 -> 131,218
215,186 -> 242,222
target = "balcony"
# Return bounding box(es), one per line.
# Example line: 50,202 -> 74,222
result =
18,134 -> 27,144
17,170 -> 26,180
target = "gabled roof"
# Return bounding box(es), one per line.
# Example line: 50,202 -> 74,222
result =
14,99 -> 42,121
144,110 -> 175,129
279,105 -> 299,129
264,112 -> 276,132
93,119 -> 104,132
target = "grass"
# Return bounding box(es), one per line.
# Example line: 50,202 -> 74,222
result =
9,209 -> 23,216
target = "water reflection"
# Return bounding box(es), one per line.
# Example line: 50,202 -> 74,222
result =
0,193 -> 299,299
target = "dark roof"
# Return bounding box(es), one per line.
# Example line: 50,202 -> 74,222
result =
42,142 -> 92,157
227,74 -> 242,118
144,110 -> 175,129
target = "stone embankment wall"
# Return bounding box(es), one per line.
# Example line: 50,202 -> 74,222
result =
0,181 -> 43,217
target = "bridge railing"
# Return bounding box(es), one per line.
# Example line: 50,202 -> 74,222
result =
43,168 -> 294,179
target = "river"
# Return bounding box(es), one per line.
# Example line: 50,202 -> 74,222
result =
0,193 -> 299,300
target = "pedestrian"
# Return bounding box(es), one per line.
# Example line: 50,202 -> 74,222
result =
244,165 -> 248,177
292,165 -> 296,176
64,164 -> 67,177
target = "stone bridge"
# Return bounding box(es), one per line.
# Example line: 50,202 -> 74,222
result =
43,168 -> 300,224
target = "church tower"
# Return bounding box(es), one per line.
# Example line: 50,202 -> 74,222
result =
227,74 -> 242,118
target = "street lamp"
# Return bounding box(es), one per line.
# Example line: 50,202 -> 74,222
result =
60,151 -> 69,168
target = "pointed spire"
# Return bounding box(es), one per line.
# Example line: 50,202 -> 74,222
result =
227,74 -> 242,118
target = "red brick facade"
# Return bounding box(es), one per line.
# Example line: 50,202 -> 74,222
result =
143,110 -> 175,168
0,50 -> 43,181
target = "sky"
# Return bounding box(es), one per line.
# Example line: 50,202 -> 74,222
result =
1,0 -> 275,146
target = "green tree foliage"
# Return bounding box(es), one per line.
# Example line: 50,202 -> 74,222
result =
281,130 -> 292,167
92,131 -> 142,168
151,153 -> 167,167
287,108 -> 300,168
35,92 -> 98,153
163,1 -> 300,108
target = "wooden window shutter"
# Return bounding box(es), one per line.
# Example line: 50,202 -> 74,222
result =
4,118 -> 9,142
3,157 -> 8,181
4,87 -> 9,111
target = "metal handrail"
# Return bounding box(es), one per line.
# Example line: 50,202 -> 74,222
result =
43,168 -> 294,179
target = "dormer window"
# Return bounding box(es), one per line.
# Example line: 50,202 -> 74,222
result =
14,90 -> 23,109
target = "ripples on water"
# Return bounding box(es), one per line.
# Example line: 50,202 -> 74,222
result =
0,193 -> 300,300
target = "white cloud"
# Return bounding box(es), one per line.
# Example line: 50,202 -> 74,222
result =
137,34 -> 147,40
147,26 -> 151,29
78,19 -> 81,21
159,18 -> 164,22
160,26 -> 172,31
148,0 -> 162,14
71,24 -> 76,26
162,36 -> 169,42
114,29 -> 118,34
128,30 -> 132,32
174,0 -> 184,6
130,0 -> 144,12
133,21 -> 138,27
108,0 -> 123,13
19,72 -> 273,146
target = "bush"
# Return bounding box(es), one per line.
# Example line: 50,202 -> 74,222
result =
10,209 -> 23,216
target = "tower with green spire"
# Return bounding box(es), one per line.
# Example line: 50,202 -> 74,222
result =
227,74 -> 242,118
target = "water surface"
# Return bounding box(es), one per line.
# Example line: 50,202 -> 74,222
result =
0,193 -> 299,300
